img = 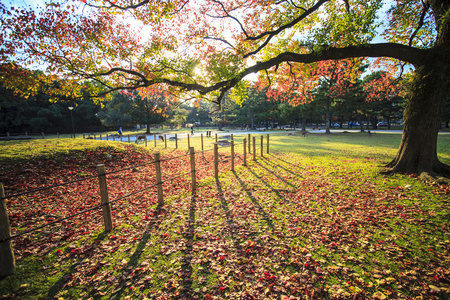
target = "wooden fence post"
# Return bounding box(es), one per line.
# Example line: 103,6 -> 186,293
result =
154,134 -> 157,147
231,140 -> 235,172
253,136 -> 256,161
145,135 -> 148,147
215,133 -> 218,143
267,134 -> 269,154
243,138 -> 247,166
128,135 -> 130,143
214,143 -> 219,180
201,134 -> 204,153
187,134 -> 190,150
175,134 -> 178,149
154,153 -> 164,206
164,134 -> 167,148
248,134 -> 251,153
96,165 -> 113,232
100,134 -> 102,140
261,135 -> 264,157
113,135 -> 115,141
189,147 -> 196,192
0,183 -> 15,278
231,133 -> 233,141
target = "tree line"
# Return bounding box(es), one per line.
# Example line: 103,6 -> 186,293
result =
2,70 -> 448,135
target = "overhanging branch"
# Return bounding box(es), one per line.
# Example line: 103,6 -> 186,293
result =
82,43 -> 425,104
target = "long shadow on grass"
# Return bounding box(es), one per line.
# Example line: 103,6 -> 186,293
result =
231,172 -> 274,230
244,161 -> 291,205
215,179 -> 244,254
46,231 -> 109,299
113,206 -> 166,298
259,154 -> 305,177
253,156 -> 298,190
179,194 -> 196,297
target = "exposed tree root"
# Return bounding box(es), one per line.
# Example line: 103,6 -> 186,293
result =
419,172 -> 450,184
380,161 -> 450,185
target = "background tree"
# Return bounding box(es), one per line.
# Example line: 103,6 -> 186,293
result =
1,0 -> 449,181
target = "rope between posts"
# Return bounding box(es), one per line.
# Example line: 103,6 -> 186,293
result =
2,160 -> 158,200
109,182 -> 159,204
198,147 -> 215,154
196,163 -> 214,171
105,161 -> 156,176
2,175 -> 98,200
0,202 -> 104,243
160,152 -> 190,162
161,171 -> 191,184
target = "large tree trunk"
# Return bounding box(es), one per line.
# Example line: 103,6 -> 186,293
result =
385,54 -> 450,180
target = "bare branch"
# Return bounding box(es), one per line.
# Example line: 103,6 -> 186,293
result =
409,1 -> 430,47
243,0 -> 329,58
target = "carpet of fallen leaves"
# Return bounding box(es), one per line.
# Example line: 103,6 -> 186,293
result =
1,144 -> 450,300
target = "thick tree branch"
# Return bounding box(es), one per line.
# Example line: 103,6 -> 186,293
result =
80,43 -> 425,104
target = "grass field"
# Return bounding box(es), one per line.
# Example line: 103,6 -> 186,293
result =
0,132 -> 449,299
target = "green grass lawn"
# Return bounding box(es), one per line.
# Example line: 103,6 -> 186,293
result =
0,132 -> 449,299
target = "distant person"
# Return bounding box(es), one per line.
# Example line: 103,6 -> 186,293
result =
118,127 -> 123,138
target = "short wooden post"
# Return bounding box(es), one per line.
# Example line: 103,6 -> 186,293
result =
261,135 -> 264,157
164,134 -> 167,148
0,183 -> 15,277
215,133 -> 218,143
41,132 -> 45,139
201,134 -> 204,152
113,135 -> 115,141
253,136 -> 256,161
189,147 -> 196,192
127,135 -> 130,143
267,134 -> 269,154
214,143 -> 219,180
231,133 -> 233,141
154,134 -> 157,147
93,133 -> 96,140
248,134 -> 251,153
154,153 -> 164,206
188,134 -> 190,150
175,134 -> 178,149
145,136 -> 148,147
231,140 -> 235,172
96,165 -> 113,232
100,134 -> 102,140
243,138 -> 247,166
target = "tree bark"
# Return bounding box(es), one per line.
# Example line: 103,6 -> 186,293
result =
385,53 -> 450,180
